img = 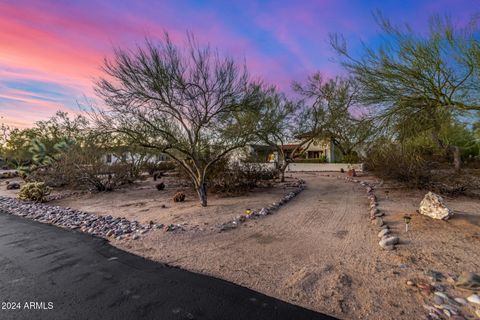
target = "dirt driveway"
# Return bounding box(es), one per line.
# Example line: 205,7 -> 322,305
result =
117,173 -> 429,320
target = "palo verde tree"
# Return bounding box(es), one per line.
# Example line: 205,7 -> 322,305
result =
293,73 -> 373,162
331,14 -> 480,171
93,34 -> 263,207
256,74 -> 340,175
253,89 -> 301,182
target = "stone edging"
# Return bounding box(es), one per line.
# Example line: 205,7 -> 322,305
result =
0,196 -> 158,241
219,178 -> 306,232
343,176 -> 400,251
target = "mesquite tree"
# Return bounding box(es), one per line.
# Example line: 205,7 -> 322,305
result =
331,14 -> 480,171
93,34 -> 263,206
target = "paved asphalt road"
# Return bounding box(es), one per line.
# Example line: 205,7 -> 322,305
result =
0,213 -> 337,320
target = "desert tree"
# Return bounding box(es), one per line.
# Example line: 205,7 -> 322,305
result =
293,73 -> 373,162
253,89 -> 301,182
331,14 -> 480,171
255,74 -> 354,177
93,34 -> 263,206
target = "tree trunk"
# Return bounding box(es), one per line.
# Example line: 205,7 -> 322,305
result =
278,162 -> 289,182
432,130 -> 461,172
451,146 -> 461,172
196,181 -> 208,207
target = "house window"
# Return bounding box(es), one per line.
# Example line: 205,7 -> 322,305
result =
307,151 -> 320,159
106,154 -> 112,163
157,154 -> 168,161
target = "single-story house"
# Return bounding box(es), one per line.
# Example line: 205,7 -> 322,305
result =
234,138 -> 337,164
283,138 -> 336,162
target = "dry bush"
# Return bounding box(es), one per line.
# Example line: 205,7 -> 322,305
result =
364,138 -> 480,197
73,162 -> 133,192
143,161 -> 176,176
30,145 -> 136,191
364,142 -> 431,187
173,191 -> 185,202
182,159 -> 277,195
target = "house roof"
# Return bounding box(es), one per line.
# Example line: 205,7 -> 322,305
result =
249,144 -> 276,152
281,144 -> 303,151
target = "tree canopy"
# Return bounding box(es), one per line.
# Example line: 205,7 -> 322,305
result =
331,14 -> 480,169
93,34 -> 264,206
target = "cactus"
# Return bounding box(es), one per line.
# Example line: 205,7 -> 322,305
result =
173,191 -> 185,202
18,182 -> 51,202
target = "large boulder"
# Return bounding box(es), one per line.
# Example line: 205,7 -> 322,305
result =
419,192 -> 453,220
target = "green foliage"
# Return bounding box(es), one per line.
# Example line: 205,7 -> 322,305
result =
94,33 -> 264,206
442,121 -> 479,159
341,153 -> 360,164
1,111 -> 86,172
18,182 -> 51,202
292,73 -> 373,157
332,14 -> 480,170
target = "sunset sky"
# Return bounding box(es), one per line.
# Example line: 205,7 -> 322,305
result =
0,0 -> 478,128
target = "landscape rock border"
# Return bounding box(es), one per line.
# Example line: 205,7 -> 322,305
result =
219,178 -> 306,232
341,175 -> 401,251
0,196 -> 159,241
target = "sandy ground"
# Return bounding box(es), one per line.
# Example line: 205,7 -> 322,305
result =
2,172 -> 479,319
48,176 -> 294,228
106,172 -> 478,320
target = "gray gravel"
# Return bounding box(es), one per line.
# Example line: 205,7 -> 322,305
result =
0,196 -> 156,240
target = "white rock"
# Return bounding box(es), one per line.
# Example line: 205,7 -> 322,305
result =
258,208 -> 269,216
378,228 -> 390,238
454,298 -> 467,305
434,292 -> 449,300
419,192 -> 453,220
379,236 -> 399,247
467,294 -> 480,305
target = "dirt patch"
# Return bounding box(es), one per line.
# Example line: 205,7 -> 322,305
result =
4,171 -> 479,319
49,176 -> 295,228
113,173 -> 479,319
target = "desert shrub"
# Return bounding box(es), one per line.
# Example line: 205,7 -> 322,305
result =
207,161 -> 277,194
364,140 -> 431,187
173,191 -> 185,202
156,182 -> 165,190
74,162 -> 133,192
29,143 -> 136,191
144,161 -> 176,176
18,182 -> 51,202
341,152 -> 360,164
175,158 -> 277,195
